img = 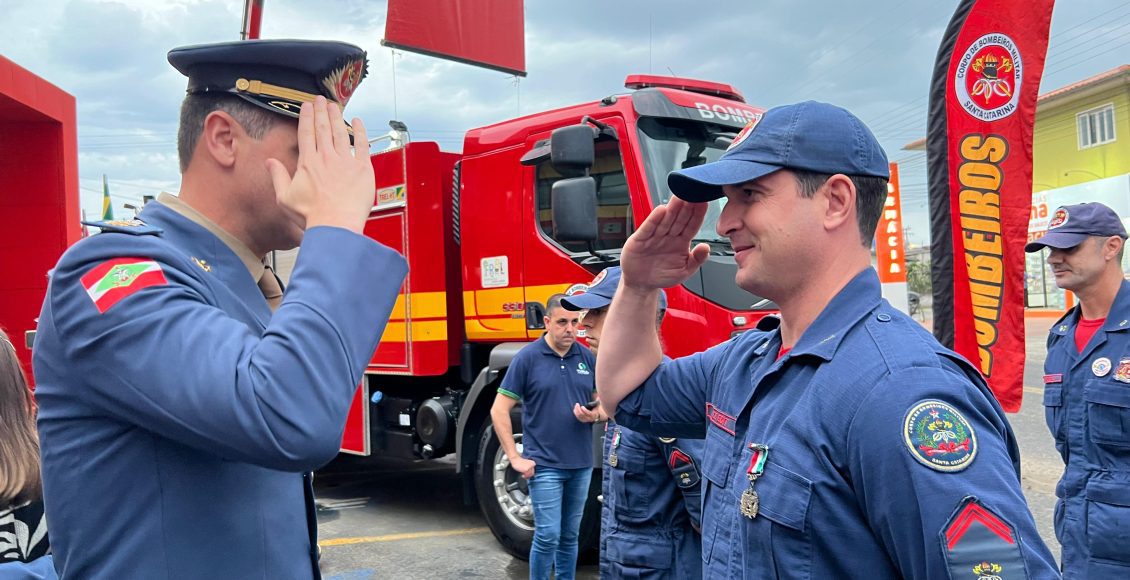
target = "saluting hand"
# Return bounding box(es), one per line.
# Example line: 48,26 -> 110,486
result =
267,96 -> 374,234
620,196 -> 710,290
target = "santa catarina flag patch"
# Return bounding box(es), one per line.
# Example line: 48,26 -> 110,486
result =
81,258 -> 168,313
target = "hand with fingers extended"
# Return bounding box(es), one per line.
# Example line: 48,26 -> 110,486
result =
267,96 -> 374,234
620,196 -> 711,290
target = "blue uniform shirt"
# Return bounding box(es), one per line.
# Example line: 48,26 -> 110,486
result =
1043,279 -> 1130,578
33,202 -> 406,579
618,269 -> 1059,579
600,423 -> 704,579
499,338 -> 596,469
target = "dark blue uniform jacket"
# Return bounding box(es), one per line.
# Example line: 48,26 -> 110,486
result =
33,202 -> 406,579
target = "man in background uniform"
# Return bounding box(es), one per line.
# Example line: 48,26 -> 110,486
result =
1026,202 -> 1130,578
33,40 -> 407,578
562,267 -> 703,579
595,101 -> 1058,578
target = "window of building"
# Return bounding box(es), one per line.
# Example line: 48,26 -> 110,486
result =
535,141 -> 633,254
1077,103 -> 1116,149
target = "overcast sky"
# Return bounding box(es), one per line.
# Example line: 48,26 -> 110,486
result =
3,0 -> 1127,246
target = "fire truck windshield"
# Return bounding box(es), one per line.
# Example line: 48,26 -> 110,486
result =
636,117 -> 735,247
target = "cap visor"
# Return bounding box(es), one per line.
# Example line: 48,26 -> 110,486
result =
1025,231 -> 1089,252
561,293 -> 612,311
667,159 -> 781,202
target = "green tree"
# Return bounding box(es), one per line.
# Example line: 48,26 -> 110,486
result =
907,260 -> 932,295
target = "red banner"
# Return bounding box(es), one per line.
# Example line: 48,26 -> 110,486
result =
383,0 -> 526,77
926,0 -> 1055,412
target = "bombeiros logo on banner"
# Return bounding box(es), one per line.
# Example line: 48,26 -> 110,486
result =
955,33 -> 1023,121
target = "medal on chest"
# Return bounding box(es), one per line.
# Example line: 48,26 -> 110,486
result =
740,443 -> 769,519
608,427 -> 621,468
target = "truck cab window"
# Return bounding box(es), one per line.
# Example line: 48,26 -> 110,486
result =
535,141 -> 633,254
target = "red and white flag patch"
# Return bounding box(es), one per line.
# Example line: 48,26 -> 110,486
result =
81,257 -> 168,313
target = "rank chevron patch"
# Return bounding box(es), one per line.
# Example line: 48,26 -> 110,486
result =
81,257 -> 168,313
941,497 -> 1024,580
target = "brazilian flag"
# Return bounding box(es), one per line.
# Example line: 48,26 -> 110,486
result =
102,174 -> 114,221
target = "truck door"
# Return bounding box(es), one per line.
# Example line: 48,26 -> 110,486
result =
520,118 -> 639,334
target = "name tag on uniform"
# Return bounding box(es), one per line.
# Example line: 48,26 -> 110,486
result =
706,403 -> 736,435
1043,374 -> 1063,384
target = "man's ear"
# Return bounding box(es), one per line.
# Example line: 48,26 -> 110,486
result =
199,110 -> 241,168
1104,236 -> 1124,262
821,174 -> 856,233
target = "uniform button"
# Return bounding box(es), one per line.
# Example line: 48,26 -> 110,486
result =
877,313 -> 891,322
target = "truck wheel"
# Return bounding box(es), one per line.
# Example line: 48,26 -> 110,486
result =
475,420 -> 603,562
476,420 -> 535,560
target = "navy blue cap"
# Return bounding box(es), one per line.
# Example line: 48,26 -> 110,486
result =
668,100 -> 890,202
1025,202 -> 1127,252
168,39 -> 368,120
561,267 -> 667,311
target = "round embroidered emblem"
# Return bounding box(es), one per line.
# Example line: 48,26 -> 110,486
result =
1092,357 -> 1112,377
1048,207 -> 1069,229
903,400 -> 977,472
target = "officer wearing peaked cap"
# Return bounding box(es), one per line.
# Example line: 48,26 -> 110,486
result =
1026,202 -> 1130,577
595,101 -> 1058,578
561,267 -> 705,580
33,39 -> 406,579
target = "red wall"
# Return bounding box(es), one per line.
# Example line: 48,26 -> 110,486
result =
0,56 -> 80,383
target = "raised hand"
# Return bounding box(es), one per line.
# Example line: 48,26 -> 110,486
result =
620,196 -> 711,290
267,96 -> 374,234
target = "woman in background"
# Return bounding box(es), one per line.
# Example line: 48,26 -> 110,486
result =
0,328 -> 55,578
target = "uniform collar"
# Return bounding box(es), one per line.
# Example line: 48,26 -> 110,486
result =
538,335 -> 582,358
785,268 -> 883,362
1049,279 -> 1130,337
158,192 -> 265,282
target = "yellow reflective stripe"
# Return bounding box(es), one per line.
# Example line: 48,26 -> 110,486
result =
388,292 -> 447,320
379,320 -> 448,342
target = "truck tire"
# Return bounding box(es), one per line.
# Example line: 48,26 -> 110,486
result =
475,420 -> 602,562
476,420 -> 534,559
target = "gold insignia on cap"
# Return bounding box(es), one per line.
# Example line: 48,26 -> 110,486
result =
321,55 -> 367,108
192,257 -> 212,272
235,78 -> 320,106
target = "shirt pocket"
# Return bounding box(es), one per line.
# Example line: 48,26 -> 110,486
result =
1084,479 -> 1130,564
610,445 -> 650,522
605,532 -> 674,573
752,460 -> 814,578
1084,380 -> 1130,454
699,426 -> 736,566
1043,385 -> 1065,443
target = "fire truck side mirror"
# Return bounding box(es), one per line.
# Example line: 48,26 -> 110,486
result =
551,177 -> 598,243
549,125 -> 596,177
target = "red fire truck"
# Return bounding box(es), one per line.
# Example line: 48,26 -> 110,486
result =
326,74 -> 776,557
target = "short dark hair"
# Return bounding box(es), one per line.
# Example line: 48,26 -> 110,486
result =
793,170 -> 889,247
177,94 -> 282,172
545,294 -> 567,314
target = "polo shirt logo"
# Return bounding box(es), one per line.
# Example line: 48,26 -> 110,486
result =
576,362 -> 591,375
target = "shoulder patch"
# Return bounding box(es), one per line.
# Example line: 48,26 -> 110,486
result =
941,497 -> 1024,580
904,400 -> 977,472
81,258 -> 169,313
82,219 -> 163,236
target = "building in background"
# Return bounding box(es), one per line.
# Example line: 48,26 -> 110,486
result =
906,64 -> 1130,311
